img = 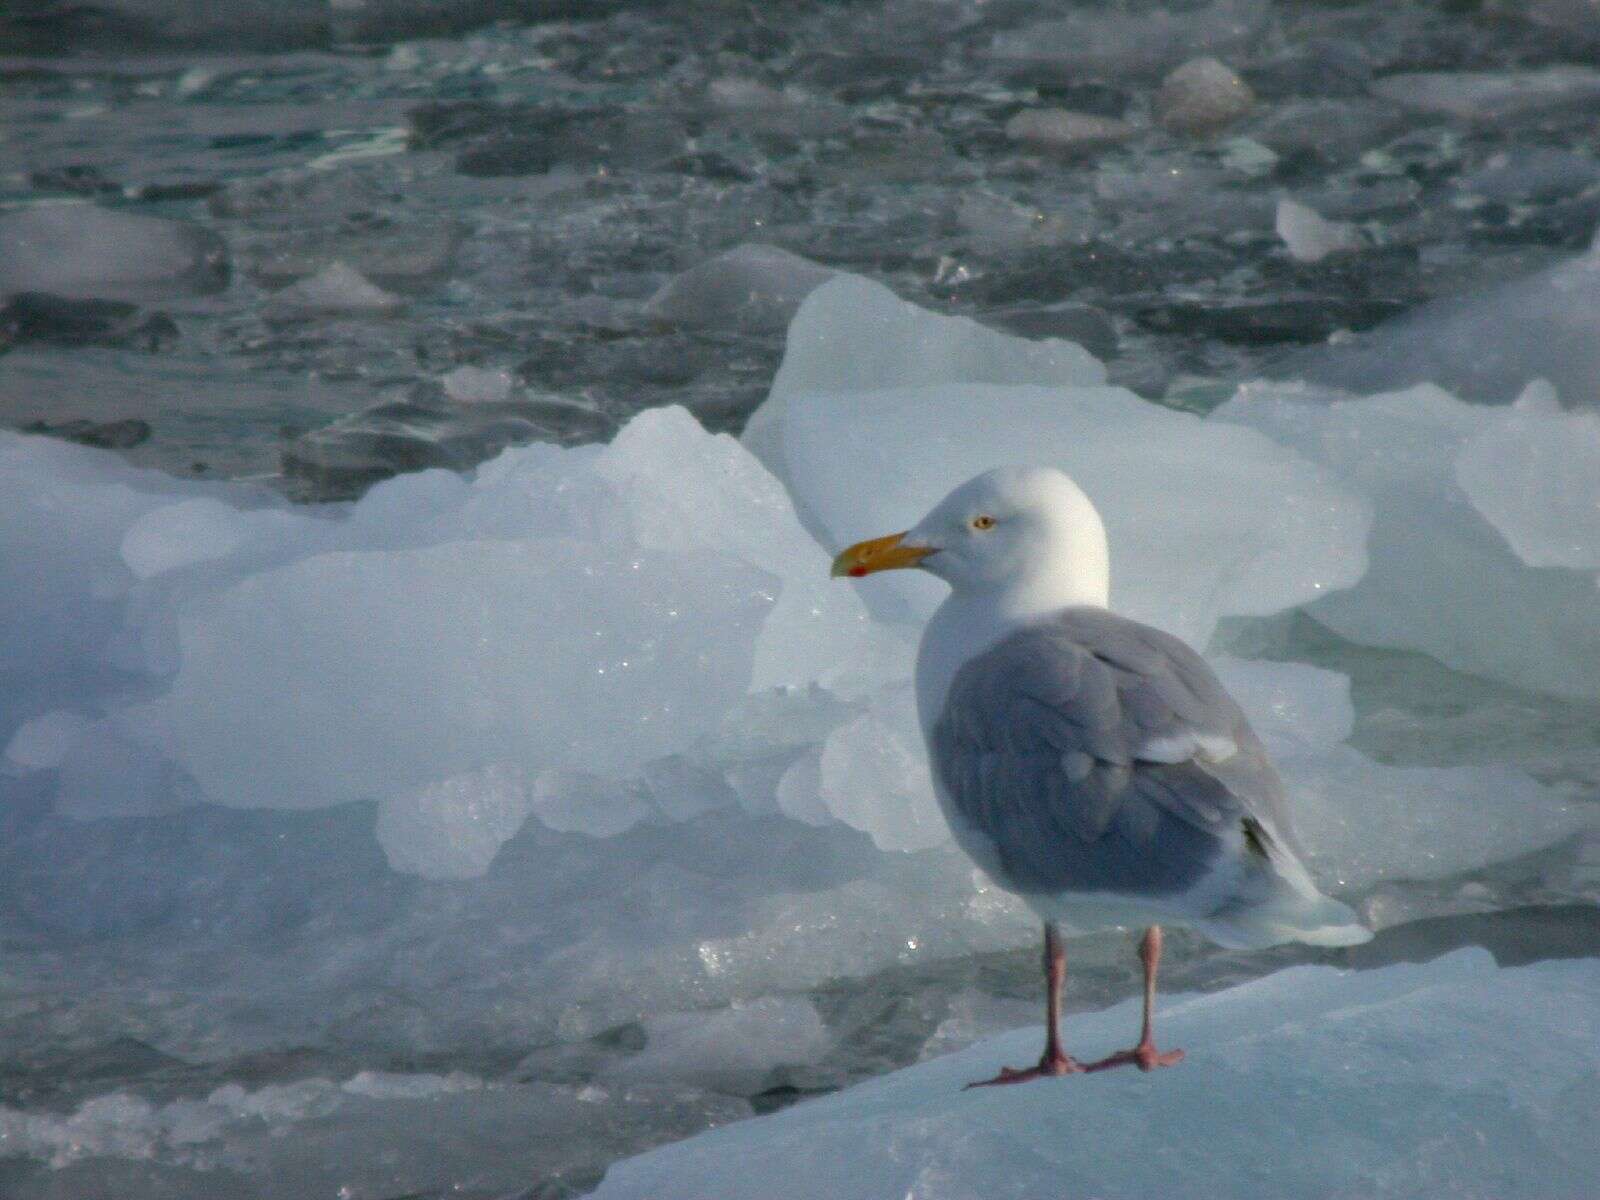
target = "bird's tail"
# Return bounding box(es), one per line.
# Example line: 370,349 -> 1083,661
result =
1201,890 -> 1372,950
1200,818 -> 1372,950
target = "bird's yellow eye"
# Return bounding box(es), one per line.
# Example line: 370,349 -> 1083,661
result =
971,515 -> 996,531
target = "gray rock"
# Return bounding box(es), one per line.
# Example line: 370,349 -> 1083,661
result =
982,303 -> 1119,361
0,293 -> 177,352
21,417 -> 152,450
1156,57 -> 1256,136
0,205 -> 228,302
1138,294 -> 1404,344
28,164 -> 122,198
645,244 -> 839,334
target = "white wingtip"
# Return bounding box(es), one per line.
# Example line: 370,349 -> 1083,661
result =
1200,894 -> 1373,950
1291,920 -> 1374,948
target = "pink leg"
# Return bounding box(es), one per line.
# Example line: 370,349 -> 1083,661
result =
1082,925 -> 1185,1073
966,923 -> 1084,1088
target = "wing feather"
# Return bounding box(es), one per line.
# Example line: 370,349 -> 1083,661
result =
929,607 -> 1296,900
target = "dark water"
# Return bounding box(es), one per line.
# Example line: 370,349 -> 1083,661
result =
5,0 -> 1600,499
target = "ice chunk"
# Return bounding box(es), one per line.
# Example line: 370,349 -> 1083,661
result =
54,721 -> 199,820
1218,658 -> 1584,892
774,749 -> 830,826
748,284 -> 1366,649
595,405 -> 902,697
956,192 -> 1098,259
1003,110 -> 1135,158
250,222 -> 459,290
593,951 -> 1600,1200
1095,163 -> 1276,237
989,0 -> 1267,82
0,432 -> 219,736
262,262 -> 402,318
0,205 -> 227,302
916,989 -> 1038,1062
1276,241 -> 1600,403
704,76 -> 850,139
1275,198 -> 1365,263
529,769 -> 655,839
1218,381 -> 1600,698
1456,148 -> 1600,204
1369,66 -> 1600,122
440,364 -> 513,404
773,650 -> 1582,891
1455,382 -> 1600,576
606,997 -> 831,1094
750,281 -> 1364,647
1249,99 -> 1407,164
0,1092 -> 166,1169
0,1068 -> 740,1200
770,680 -> 944,848
1286,744 -> 1581,892
1212,658 -> 1355,749
814,684 -> 944,853
4,710 -> 94,772
766,276 -> 1108,397
340,1070 -> 482,1100
120,498 -> 277,579
124,536 -> 774,810
644,244 -> 840,334
376,763 -> 533,880
1514,0 -> 1600,42
745,275 -> 1107,480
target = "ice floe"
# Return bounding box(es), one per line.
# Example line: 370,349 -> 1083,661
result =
592,950 -> 1600,1200
1218,379 -> 1600,698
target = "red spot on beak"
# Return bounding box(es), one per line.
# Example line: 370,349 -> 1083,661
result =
849,565 -> 868,577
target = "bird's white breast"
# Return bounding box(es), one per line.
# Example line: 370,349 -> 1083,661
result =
914,594 -> 1021,739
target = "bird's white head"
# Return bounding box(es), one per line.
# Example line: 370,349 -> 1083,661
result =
832,466 -> 1111,611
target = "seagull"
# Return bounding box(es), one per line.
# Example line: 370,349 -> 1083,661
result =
832,466 -> 1370,1086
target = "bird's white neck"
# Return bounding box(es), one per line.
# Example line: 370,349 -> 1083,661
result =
915,570 -> 1109,735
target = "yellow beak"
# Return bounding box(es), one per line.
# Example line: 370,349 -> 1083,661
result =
831,531 -> 936,578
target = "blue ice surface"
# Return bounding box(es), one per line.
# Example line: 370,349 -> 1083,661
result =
591,948 -> 1600,1200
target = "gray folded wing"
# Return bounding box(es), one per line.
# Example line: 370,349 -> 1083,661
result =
929,607 -> 1295,899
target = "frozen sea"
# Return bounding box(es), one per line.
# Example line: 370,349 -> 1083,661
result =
2,1 -> 1600,1198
